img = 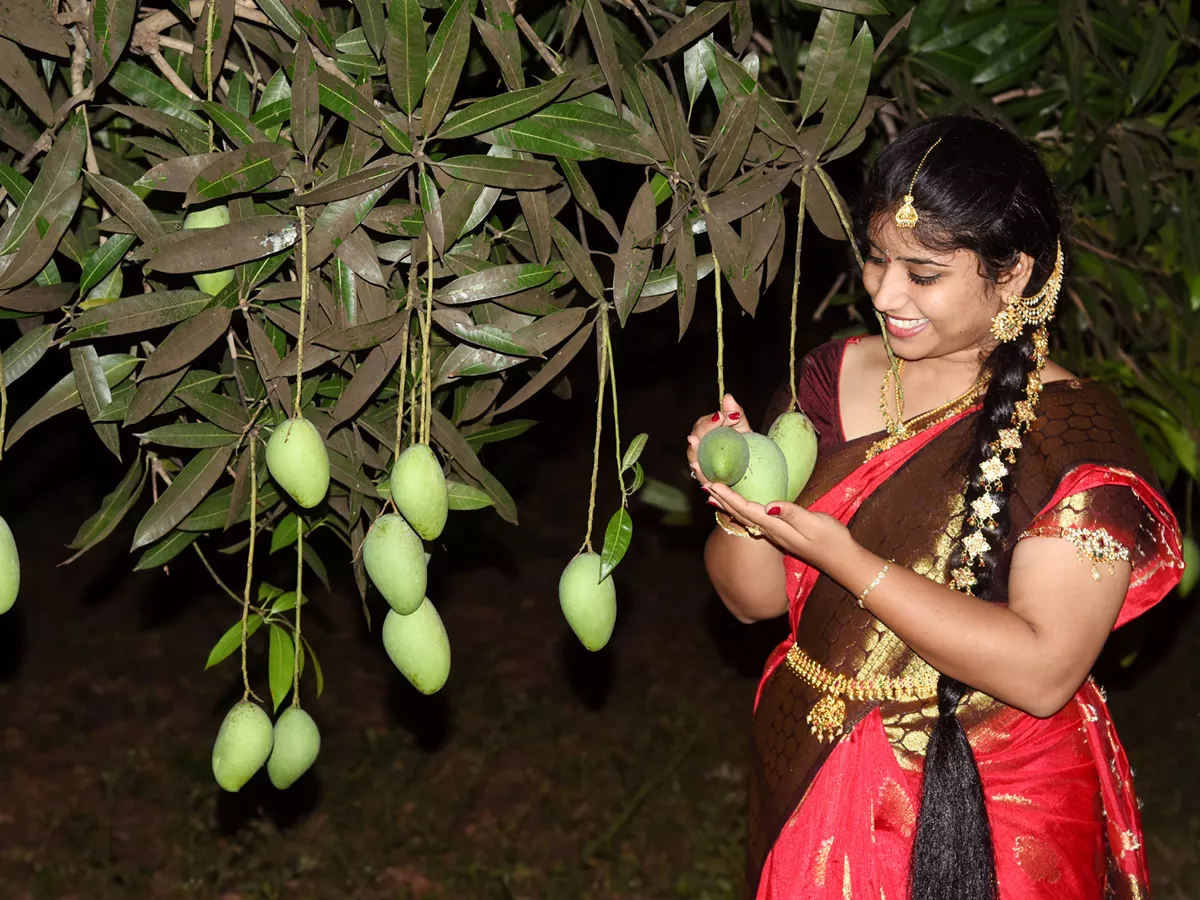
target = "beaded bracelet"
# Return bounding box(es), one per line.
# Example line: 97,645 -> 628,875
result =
857,562 -> 891,608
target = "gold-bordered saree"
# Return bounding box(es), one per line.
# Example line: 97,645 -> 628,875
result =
745,338 -> 1184,900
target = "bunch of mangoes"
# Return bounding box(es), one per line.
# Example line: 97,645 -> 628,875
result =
211,700 -> 321,792
698,410 -> 819,504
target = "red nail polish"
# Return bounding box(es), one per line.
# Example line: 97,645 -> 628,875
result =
711,412 -> 721,422
707,497 -> 720,507
729,412 -> 741,421
766,505 -> 781,516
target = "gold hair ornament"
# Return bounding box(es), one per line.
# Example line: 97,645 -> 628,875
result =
990,241 -> 1064,343
894,137 -> 943,229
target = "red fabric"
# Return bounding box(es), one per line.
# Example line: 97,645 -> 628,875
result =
753,452 -> 1182,899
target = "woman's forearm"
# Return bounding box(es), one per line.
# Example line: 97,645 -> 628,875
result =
704,527 -> 788,623
823,539 -> 1098,717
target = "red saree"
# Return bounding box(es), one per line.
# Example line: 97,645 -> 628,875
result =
745,339 -> 1185,900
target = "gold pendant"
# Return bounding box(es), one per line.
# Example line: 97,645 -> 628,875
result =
807,694 -> 846,743
894,193 -> 919,229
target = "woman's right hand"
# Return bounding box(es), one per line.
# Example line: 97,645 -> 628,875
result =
686,393 -> 753,484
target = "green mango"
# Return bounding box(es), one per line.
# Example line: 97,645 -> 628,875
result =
182,206 -> 236,296
266,417 -> 330,508
0,515 -> 18,615
698,426 -> 750,485
390,444 -> 448,540
267,706 -> 321,789
558,551 -> 616,651
1179,536 -> 1199,598
767,411 -> 819,501
362,513 -> 426,615
382,599 -> 451,694
211,700 -> 274,792
731,432 -> 789,506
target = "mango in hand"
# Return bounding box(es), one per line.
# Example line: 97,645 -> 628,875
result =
767,410 -> 819,501
697,426 -> 750,485
730,432 -> 789,506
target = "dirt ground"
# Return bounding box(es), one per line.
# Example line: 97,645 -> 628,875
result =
0,302 -> 1197,900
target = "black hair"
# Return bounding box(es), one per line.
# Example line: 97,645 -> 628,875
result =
858,115 -> 1065,900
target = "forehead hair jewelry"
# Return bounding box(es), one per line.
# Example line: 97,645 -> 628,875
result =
894,137 -> 943,229
990,240 -> 1065,343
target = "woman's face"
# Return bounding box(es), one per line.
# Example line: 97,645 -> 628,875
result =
861,219 -> 1031,364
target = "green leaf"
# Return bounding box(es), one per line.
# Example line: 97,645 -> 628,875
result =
495,315 -> 594,415
191,0 -> 235,93
621,433 -> 648,471
799,9 -> 853,122
0,36 -> 55,124
675,225 -> 696,339
420,0 -> 471,135
430,409 -> 518,523
433,310 -> 540,356
292,39 -> 321,156
298,159 -> 409,206
352,0 -> 386,57
185,143 -> 295,204
205,614 -> 263,669
518,186 -> 552,264
109,61 -> 207,130
436,262 -> 557,304
705,90 -> 756,192
65,290 -> 212,342
133,529 -> 199,570
800,0 -> 885,13
140,306 -> 233,379
306,186 -> 389,268
446,479 -> 494,510
64,452 -> 146,562
433,155 -> 560,190
268,624 -> 295,711
0,112 -> 85,255
136,422 -> 239,448
559,157 -> 619,239
418,167 -> 445,256
319,72 -> 383,133
598,506 -> 632,580
5,353 -> 138,450
820,21 -> 873,154
140,216 -> 300,274
1129,17 -> 1172,110
482,120 -> 598,160
550,219 -> 605,301
614,180 -> 656,326
385,0 -> 427,115
180,480 -> 280,531
178,388 -> 251,433
644,1 -> 731,60
271,512 -> 300,553
581,0 -> 620,112
84,172 -> 165,245
970,23 -> 1054,85
436,73 -> 573,140
1,322 -> 55,387
70,344 -> 113,424
682,41 -> 708,119
302,636 -> 325,696
135,152 -> 224,193
131,444 -> 235,549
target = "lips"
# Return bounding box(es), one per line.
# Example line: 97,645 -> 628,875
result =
883,314 -> 930,339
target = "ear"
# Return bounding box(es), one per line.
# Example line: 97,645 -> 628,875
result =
997,251 -> 1036,298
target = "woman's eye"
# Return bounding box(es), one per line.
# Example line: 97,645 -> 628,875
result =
908,272 -> 941,286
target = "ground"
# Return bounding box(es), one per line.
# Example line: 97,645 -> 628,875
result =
0,306 -> 1196,900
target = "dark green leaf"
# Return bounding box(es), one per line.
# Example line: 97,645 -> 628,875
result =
0,112 -> 85,255
1,322 -> 54,387
437,73 -> 572,139
418,167 -> 445,256
430,409 -> 517,523
463,417 -> 535,450
433,309 -> 539,355
582,0 -> 620,111
598,506 -> 631,580
66,290 -> 211,342
319,72 -> 383,134
191,0 -> 235,93
142,216 -> 300,274
446,479 -> 493,510
644,1 -> 731,60
550,219 -> 604,301
971,24 -> 1054,85
385,0 -> 426,115
820,22 -> 873,153
614,180 -> 656,326
85,172 -> 165,244
1129,17 -> 1171,110
131,444 -> 235,549
495,314 -> 593,414
705,90 -> 756,191
0,0 -> 71,57
437,262 -> 557,304
800,0 -> 885,13
136,152 -> 224,193
352,0 -> 386,57
705,165 -> 794,223
0,36 -> 55,123
5,354 -> 138,450
306,185 -> 389,267
518,187 -> 552,264
621,432 -> 647,471
63,453 -> 146,561
559,158 -> 619,240
186,143 -> 294,204
141,306 -> 233,379
132,529 -> 200,570
675,225 -> 696,339
123,369 -> 189,426
109,61 -> 207,131
420,0 -> 471,135
70,344 -> 113,424
178,388 -> 251,432
137,422 -> 239,448
297,159 -> 408,206
292,40 -> 321,156
799,9 -> 853,122
433,155 -> 560,190
0,281 -> 75,312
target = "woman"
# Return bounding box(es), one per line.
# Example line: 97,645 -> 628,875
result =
688,116 -> 1184,900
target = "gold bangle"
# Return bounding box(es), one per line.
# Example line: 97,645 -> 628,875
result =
857,561 -> 890,608
715,511 -> 762,539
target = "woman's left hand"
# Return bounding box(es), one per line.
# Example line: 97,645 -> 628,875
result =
704,481 -> 853,570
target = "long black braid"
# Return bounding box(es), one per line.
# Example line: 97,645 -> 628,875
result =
857,116 -> 1066,900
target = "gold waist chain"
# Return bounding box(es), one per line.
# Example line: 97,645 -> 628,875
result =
784,643 -> 941,743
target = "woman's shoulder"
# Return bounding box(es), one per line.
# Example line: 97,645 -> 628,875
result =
763,336 -> 858,443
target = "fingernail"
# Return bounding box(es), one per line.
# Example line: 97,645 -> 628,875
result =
729,412 -> 741,421
706,497 -> 720,507
711,412 -> 721,422
766,505 -> 781,516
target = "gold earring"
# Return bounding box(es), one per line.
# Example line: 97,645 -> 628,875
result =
990,241 -> 1064,343
894,138 -> 943,229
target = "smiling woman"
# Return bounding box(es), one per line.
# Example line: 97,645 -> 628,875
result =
688,116 -> 1185,900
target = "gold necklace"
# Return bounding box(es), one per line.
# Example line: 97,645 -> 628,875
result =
878,359 -> 907,437
867,366 -> 991,461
